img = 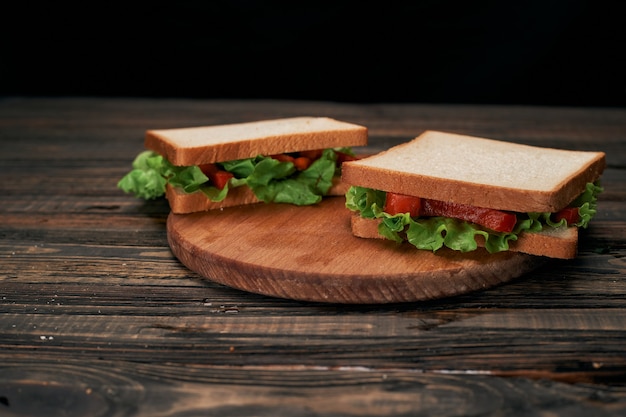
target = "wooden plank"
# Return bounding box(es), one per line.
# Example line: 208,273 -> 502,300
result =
1,309 -> 625,383
1,360 -> 625,417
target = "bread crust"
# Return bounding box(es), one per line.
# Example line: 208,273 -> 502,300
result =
350,214 -> 578,259
145,117 -> 368,167
166,184 -> 261,213
342,131 -> 606,213
166,177 -> 351,214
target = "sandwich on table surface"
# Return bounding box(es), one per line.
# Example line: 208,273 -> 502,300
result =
342,130 -> 606,259
118,117 -> 368,213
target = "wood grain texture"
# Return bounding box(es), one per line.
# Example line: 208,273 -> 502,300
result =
1,360 -> 625,417
1,97 -> 625,416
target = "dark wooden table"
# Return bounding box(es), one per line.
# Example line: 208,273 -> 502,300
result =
1,97 -> 625,416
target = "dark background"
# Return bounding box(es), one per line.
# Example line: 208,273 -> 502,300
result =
2,1 -> 624,107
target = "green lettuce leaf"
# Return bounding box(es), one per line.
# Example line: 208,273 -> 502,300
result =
117,150 -> 210,200
117,151 -> 180,199
118,148 -> 344,206
345,183 -> 603,254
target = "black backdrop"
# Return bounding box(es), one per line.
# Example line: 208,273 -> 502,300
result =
3,1 -> 624,107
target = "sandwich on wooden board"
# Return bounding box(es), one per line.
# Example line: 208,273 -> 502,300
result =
118,117 -> 368,213
342,130 -> 606,259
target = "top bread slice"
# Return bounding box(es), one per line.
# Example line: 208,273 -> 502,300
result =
145,117 -> 368,167
342,131 -> 606,213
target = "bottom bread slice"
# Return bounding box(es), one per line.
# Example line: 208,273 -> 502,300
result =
350,213 -> 578,259
166,177 -> 351,214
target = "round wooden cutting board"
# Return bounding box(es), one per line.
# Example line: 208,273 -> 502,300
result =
166,197 -> 541,304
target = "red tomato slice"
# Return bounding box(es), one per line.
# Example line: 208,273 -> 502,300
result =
270,154 -> 295,163
335,151 -> 360,164
298,149 -> 324,160
383,193 -> 422,217
199,163 -> 218,176
293,156 -> 312,171
421,199 -> 517,233
552,207 -> 580,225
199,163 -> 234,190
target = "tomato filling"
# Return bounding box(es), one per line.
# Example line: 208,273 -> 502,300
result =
199,163 -> 235,190
269,153 -> 314,171
200,149 -> 357,190
270,150 -> 358,171
383,193 -> 422,217
383,192 -> 580,233
551,207 -> 580,225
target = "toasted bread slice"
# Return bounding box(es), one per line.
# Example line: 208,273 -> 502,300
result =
350,214 -> 579,259
166,177 -> 352,214
145,117 -> 368,167
342,131 -> 605,213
